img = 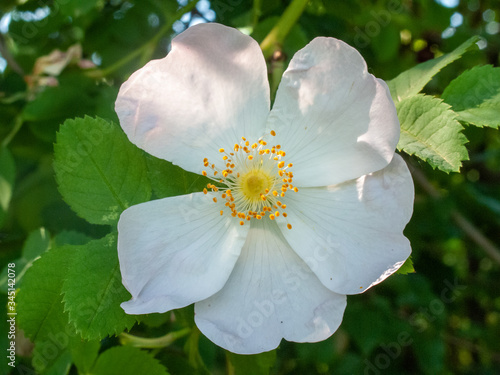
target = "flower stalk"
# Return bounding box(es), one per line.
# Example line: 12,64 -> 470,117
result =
119,328 -> 191,349
260,0 -> 309,59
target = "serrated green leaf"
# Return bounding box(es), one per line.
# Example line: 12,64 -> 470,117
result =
396,256 -> 415,275
226,350 -> 277,375
91,346 -> 169,375
0,228 -> 50,293
62,233 -> 136,340
17,246 -> 75,343
442,65 -> 500,128
146,155 -> 211,199
0,146 -> 15,227
387,36 -> 479,102
54,116 -> 151,225
396,94 -> 468,172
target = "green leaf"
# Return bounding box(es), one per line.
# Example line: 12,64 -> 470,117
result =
226,350 -> 277,375
62,233 -> 136,340
387,36 -> 479,102
0,146 -> 15,227
441,65 -> 500,128
54,116 -> 151,225
17,246 -> 75,343
91,346 -> 169,375
0,228 -> 50,293
396,256 -> 415,275
69,337 -> 100,374
32,343 -> 73,375
146,155 -> 211,199
396,94 -> 468,172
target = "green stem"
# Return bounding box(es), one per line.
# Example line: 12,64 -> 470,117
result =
2,115 -> 24,148
252,0 -> 262,27
260,0 -> 309,59
88,0 -> 198,78
119,328 -> 191,349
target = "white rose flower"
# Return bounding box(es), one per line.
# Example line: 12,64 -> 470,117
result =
115,23 -> 414,355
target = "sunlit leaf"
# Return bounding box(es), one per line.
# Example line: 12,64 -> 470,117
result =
396,94 -> 468,172
387,36 -> 479,102
54,116 -> 151,225
442,65 -> 500,128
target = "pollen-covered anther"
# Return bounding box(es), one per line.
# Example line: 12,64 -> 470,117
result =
201,130 -> 297,227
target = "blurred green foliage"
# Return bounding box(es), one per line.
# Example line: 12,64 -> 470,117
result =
1,0 -> 499,374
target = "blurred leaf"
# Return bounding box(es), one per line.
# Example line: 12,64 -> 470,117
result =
91,346 -> 169,375
0,146 -> 15,227
396,94 -> 468,172
59,0 -> 103,18
54,116 -> 151,225
0,228 -> 50,293
442,65 -> 500,128
387,36 -> 480,102
62,233 -> 136,340
226,350 -> 276,375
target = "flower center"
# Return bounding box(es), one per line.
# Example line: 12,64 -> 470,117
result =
240,169 -> 273,202
201,130 -> 296,229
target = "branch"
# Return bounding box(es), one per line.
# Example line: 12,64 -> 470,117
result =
410,162 -> 500,265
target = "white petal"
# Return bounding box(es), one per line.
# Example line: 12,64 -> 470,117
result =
277,154 -> 413,295
115,23 -> 270,174
195,219 -> 346,354
268,37 -> 399,187
118,193 -> 248,314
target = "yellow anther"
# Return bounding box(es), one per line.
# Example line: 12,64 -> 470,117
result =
269,214 -> 275,220
219,148 -> 225,153
221,193 -> 226,199
256,215 -> 262,219
278,161 -> 285,168
283,212 -> 288,217
287,163 -> 293,168
214,171 -> 218,176
245,141 -> 249,146
203,188 -> 208,194
248,155 -> 253,160
213,197 -> 217,203
241,137 -> 246,141
240,221 -> 244,225
220,210 -> 223,216
293,187 -> 299,192
276,145 -> 281,149
281,204 -> 286,209
234,144 -> 240,151
223,155 -> 228,160
277,201 -> 282,206
222,170 -> 228,177
272,191 -> 278,196
265,188 -> 269,194
202,171 -> 207,176
281,192 -> 285,197
252,143 -> 258,149
287,224 -> 292,230
270,130 -> 276,136
204,162 -> 209,167
275,211 -> 280,216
